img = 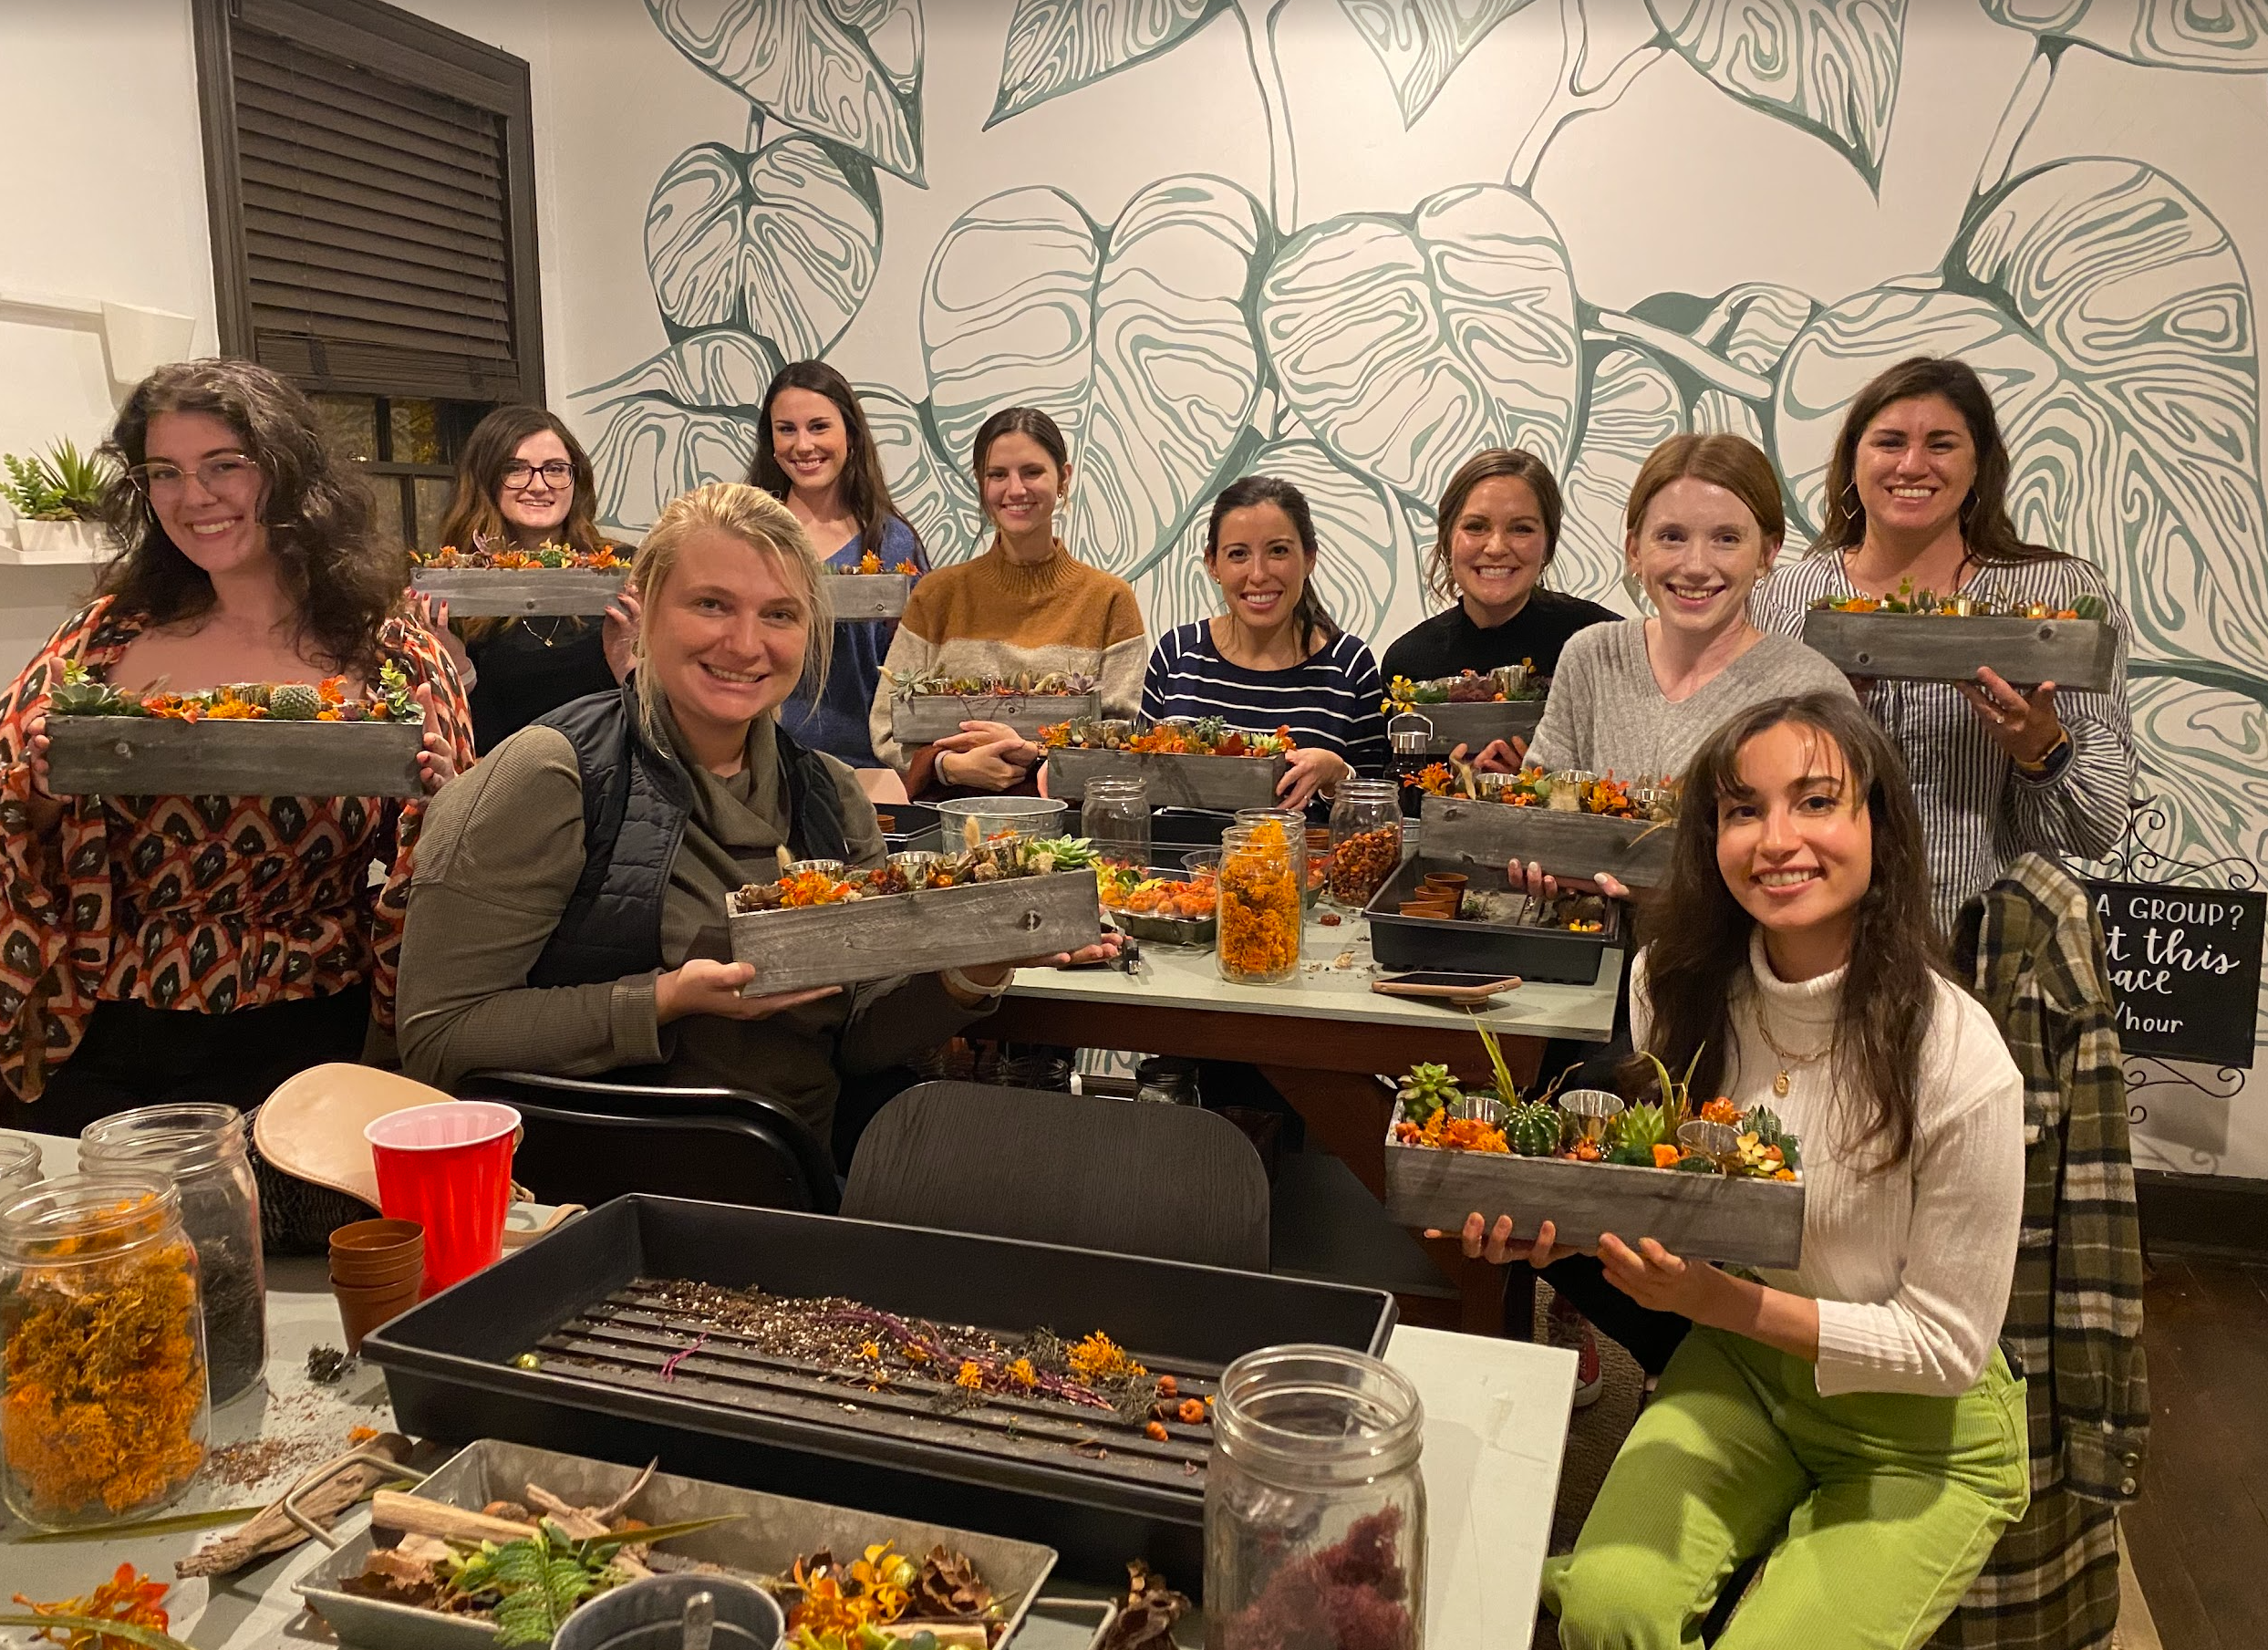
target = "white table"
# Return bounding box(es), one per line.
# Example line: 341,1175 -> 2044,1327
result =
0,1130 -> 1576,1646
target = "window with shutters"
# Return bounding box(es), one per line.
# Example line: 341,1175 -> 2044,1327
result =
191,0 -> 543,547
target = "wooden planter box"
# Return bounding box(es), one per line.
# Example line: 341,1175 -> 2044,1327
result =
1383,1126 -> 1806,1267
1044,745 -> 1289,809
1800,610 -> 2119,692
1399,699 -> 1545,755
46,715 -> 425,798
892,692 -> 1100,745
728,868 -> 1101,994
411,567 -> 627,617
1421,794 -> 1676,888
823,572 -> 913,621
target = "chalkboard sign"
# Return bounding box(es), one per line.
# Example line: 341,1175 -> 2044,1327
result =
2084,881 -> 2265,1069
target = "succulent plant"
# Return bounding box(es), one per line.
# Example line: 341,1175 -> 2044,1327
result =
1608,1100 -> 1670,1166
267,682 -> 324,720
46,660 -> 142,717
4,441 -> 117,522
1740,1103 -> 1801,1170
1508,1099 -> 1562,1157
1395,1063 -> 1463,1126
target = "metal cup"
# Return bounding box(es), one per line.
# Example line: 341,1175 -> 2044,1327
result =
551,1576 -> 783,1650
1559,1087 -> 1625,1144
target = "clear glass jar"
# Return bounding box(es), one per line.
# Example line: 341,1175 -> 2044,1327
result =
1134,1056 -> 1201,1105
1233,807 -> 1309,904
0,1174 -> 211,1529
0,1135 -> 43,1207
1326,779 -> 1403,908
80,1104 -> 266,1405
1082,775 -> 1151,868
1217,821 -> 1302,986
1204,1344 -> 1426,1649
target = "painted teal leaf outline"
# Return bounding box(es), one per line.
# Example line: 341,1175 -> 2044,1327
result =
919,174 -> 1274,578
1980,0 -> 2268,70
863,383 -> 989,563
646,0 -> 927,184
1558,339 -> 1686,609
576,331 -> 782,536
1646,0 -> 1908,189
646,137 -> 882,359
1338,0 -> 1543,125
989,0 -> 1234,126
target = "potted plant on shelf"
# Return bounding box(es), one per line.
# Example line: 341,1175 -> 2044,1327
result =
3,440 -> 119,563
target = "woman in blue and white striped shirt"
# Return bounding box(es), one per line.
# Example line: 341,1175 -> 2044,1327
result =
1755,356 -> 2138,932
1142,475 -> 1388,810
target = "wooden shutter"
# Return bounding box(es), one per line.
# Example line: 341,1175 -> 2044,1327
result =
195,0 -> 542,403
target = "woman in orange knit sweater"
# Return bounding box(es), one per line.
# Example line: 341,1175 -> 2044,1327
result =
868,407 -> 1145,798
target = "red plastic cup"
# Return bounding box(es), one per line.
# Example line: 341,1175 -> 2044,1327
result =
365,1102 -> 520,1296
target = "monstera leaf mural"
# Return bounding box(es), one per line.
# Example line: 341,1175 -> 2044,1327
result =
1557,345 -> 1684,608
2126,678 -> 2268,873
647,0 -> 925,183
1776,158 -> 2268,684
1260,183 -> 1579,516
920,175 -> 1272,576
1338,0 -> 1540,124
1981,0 -> 2268,69
581,331 -> 782,534
862,383 -> 989,563
646,137 -> 882,359
989,0 -> 1233,124
1648,0 -> 1907,187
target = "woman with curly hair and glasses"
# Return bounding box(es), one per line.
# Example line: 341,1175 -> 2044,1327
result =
0,358 -> 475,1146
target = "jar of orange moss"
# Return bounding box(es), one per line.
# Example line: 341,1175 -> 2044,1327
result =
1218,819 -> 1302,986
0,1174 -> 210,1529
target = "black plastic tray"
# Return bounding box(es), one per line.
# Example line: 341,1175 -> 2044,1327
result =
1363,856 -> 1620,984
362,1196 -> 1394,1586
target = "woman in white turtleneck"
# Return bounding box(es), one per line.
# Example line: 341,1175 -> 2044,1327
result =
1457,690 -> 2028,1649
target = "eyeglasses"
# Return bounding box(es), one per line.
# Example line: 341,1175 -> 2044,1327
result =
502,461 -> 575,489
128,455 -> 260,496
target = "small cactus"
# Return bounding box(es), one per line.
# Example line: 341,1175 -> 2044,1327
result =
1395,1063 -> 1463,1126
268,682 -> 324,721
1508,1099 -> 1562,1157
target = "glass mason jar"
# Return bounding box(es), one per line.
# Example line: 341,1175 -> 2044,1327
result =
0,1174 -> 211,1529
1233,807 -> 1309,904
1081,775 -> 1151,868
80,1104 -> 267,1406
1327,779 -> 1403,909
1217,820 -> 1302,986
0,1135 -> 43,1207
1204,1344 -> 1427,1648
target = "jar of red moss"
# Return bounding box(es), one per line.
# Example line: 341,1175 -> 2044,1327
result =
1205,1343 -> 1426,1649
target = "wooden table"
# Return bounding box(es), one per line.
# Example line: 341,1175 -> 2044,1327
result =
1,1129 -> 1579,1648
997,908 -> 1623,1333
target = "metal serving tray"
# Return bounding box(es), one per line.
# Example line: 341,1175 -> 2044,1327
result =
1101,864 -> 1217,946
361,1196 -> 1395,1584
1801,610 -> 2118,692
298,1437 -> 1057,1650
1362,857 -> 1619,985
412,567 -> 628,617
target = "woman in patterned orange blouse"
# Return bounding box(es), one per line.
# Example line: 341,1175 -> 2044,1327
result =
0,359 -> 475,1142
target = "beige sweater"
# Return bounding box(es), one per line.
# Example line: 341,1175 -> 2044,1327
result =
397,710 -> 989,1138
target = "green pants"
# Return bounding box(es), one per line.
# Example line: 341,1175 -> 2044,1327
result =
1543,1325 -> 2030,1650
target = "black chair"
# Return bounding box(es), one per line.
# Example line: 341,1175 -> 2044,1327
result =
841,1081 -> 1269,1270
461,1071 -> 840,1215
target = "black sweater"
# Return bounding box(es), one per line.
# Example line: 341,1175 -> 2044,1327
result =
1380,589 -> 1619,685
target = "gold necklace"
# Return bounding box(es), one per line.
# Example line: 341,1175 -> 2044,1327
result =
1752,1012 -> 1837,1099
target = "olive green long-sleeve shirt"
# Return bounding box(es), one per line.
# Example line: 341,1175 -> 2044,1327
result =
396,712 -> 989,1138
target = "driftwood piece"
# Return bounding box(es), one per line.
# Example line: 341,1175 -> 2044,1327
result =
47,715 -> 425,798
1400,699 -> 1546,755
1043,746 -> 1289,808
1383,1134 -> 1806,1267
729,868 -> 1102,994
371,1490 -> 541,1545
1422,794 -> 1677,888
823,573 -> 912,621
891,692 -> 1101,744
1800,611 -> 2119,692
178,1433 -> 416,1577
411,567 -> 627,617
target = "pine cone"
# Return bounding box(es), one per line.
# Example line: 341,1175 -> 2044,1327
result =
916,1545 -> 993,1617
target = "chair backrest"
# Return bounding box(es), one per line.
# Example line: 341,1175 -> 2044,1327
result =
841,1081 -> 1269,1270
461,1071 -> 839,1216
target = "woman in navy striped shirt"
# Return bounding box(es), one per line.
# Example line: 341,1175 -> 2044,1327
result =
1142,476 -> 1388,809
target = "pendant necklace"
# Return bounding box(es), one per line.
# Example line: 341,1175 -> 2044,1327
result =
1753,1013 -> 1836,1098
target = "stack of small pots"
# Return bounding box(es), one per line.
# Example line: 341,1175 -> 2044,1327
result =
329,1218 -> 424,1352
1398,871 -> 1465,919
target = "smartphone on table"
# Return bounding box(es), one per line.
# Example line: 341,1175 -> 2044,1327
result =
1371,970 -> 1521,1005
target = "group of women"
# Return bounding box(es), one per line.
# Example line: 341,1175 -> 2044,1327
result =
0,344 -> 2141,1650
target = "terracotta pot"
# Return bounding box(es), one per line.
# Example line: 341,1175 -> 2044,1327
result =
330,1249 -> 424,1288
332,1274 -> 421,1353
1422,873 -> 1467,893
330,1217 -> 423,1252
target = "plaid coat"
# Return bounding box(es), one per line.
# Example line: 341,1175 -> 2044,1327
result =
1935,854 -> 2149,1650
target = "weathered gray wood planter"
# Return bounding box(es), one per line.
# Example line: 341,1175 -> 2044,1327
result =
823,571 -> 913,620
1045,745 -> 1289,809
411,567 -> 627,616
728,868 -> 1100,993
46,715 -> 425,798
891,691 -> 1100,744
1422,793 -> 1677,888
1801,610 -> 2119,692
1383,1128 -> 1807,1267
1401,699 -> 1546,755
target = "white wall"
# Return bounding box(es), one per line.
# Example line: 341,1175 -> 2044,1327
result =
0,0 -> 217,669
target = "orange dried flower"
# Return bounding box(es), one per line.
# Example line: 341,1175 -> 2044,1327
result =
1144,1421 -> 1169,1442
1700,1096 -> 1741,1126
13,1562 -> 171,1650
1177,1397 -> 1206,1424
954,1359 -> 984,1390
